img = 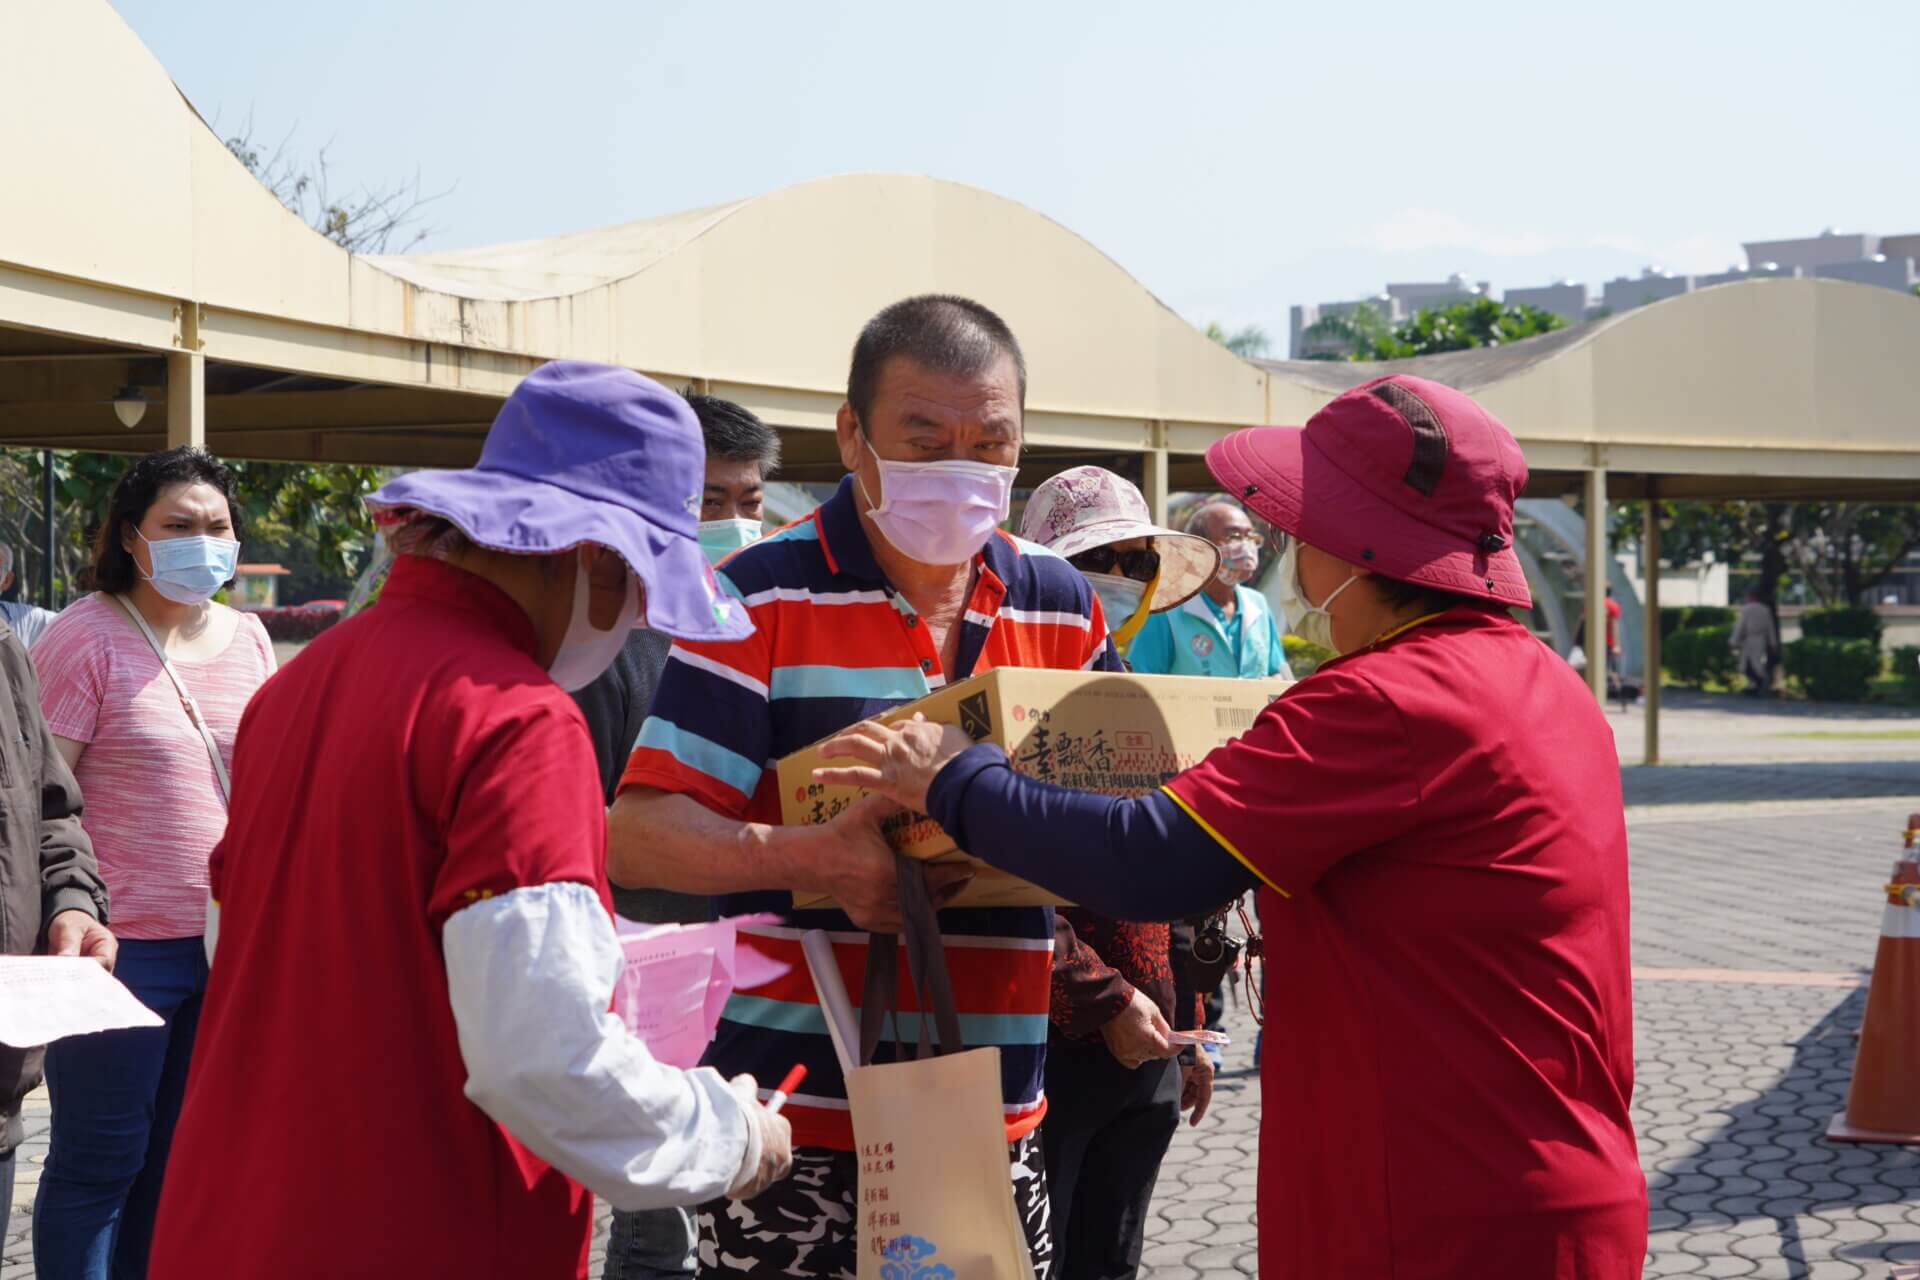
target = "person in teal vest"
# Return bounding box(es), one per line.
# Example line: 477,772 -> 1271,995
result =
1129,499 -> 1294,680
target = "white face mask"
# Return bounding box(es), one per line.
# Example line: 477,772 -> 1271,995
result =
1084,572 -> 1147,631
1275,539 -> 1358,653
857,436 -> 1017,566
547,552 -> 641,692
698,518 -> 763,566
138,530 -> 240,605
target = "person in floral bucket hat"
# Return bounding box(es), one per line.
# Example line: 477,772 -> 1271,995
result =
1018,465 -> 1217,655
811,375 -> 1645,1280
149,363 -> 791,1280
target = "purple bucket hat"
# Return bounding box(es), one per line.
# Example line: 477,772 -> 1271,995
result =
364,361 -> 752,643
1018,466 -> 1219,613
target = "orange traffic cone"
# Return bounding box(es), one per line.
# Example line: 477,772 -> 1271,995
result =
1826,812 -> 1920,1145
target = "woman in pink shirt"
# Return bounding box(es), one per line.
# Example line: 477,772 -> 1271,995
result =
30,447 -> 275,1280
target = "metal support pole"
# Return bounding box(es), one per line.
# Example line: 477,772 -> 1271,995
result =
167,304 -> 206,450
1642,482 -> 1662,765
40,449 -> 55,607
1141,438 -> 1170,528
1584,467 -> 1608,703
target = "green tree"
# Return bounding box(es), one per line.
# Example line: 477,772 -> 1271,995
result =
1354,297 -> 1566,360
1618,498 -> 1920,628
1203,322 -> 1273,358
1783,503 -> 1920,606
1300,302 -> 1392,361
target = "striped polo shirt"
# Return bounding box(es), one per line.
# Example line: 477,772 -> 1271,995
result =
621,475 -> 1120,1151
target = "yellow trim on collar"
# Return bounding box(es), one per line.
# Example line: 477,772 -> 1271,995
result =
1366,610 -> 1449,650
1160,786 -> 1289,899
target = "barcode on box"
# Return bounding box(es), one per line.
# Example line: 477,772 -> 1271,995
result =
1215,705 -> 1258,730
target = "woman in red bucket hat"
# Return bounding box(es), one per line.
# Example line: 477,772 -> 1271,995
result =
814,375 -> 1645,1279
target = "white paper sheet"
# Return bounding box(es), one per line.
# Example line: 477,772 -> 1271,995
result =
0,957 -> 162,1047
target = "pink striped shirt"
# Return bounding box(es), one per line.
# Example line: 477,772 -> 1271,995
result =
33,595 -> 276,939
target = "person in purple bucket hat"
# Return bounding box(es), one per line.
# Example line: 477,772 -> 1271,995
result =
148,363 -> 791,1280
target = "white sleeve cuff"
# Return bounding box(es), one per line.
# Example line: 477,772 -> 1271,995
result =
442,881 -> 750,1211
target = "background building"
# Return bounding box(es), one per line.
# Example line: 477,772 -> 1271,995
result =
1502,281 -> 1592,325
1289,227 -> 1920,356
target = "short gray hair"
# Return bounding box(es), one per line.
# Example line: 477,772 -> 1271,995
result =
1183,500 -> 1243,538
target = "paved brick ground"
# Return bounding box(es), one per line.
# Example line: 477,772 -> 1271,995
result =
1610,689 -> 1920,769
7,703 -> 1919,1277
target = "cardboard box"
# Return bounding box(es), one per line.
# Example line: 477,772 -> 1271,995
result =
778,669 -> 1291,909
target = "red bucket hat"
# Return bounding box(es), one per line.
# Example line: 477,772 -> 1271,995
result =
1205,375 -> 1531,608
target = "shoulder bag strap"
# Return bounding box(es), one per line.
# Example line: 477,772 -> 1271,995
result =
112,594 -> 231,806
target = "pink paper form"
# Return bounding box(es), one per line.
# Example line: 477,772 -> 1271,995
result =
612,917 -> 787,1069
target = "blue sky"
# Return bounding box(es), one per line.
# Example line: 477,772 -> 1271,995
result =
116,0 -> 1919,353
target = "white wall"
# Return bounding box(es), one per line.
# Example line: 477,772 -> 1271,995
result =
1617,554 -> 1729,608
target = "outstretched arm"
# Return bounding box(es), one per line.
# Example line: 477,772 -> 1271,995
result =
814,719 -> 1255,921
927,747 -> 1255,921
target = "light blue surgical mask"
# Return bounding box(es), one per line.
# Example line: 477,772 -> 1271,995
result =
698,518 -> 763,566
138,530 -> 240,605
1084,572 -> 1147,631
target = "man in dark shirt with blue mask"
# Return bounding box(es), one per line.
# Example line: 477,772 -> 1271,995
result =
570,391 -> 781,1280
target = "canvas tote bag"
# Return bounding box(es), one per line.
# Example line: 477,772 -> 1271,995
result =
844,860 -> 1038,1280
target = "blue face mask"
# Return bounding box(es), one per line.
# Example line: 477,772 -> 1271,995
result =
698,518 -> 763,566
138,531 -> 240,605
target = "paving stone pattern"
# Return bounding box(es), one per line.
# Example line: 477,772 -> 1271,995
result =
1623,761 -> 1919,811
7,791 -> 1919,1276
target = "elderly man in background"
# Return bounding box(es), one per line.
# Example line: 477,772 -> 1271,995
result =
1127,499 -> 1293,682
571,391 -> 784,1280
0,545 -> 58,648
1017,466 -> 1220,1279
611,294 -> 1120,1278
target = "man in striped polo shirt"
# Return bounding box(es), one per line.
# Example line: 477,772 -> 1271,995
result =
611,295 -> 1118,1278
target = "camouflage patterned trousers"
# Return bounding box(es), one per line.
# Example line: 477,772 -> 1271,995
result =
695,1132 -> 1053,1279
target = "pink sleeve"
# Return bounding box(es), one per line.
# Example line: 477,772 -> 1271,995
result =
32,613 -> 109,744
248,615 -> 279,676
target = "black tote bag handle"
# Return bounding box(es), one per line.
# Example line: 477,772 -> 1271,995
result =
859,857 -> 965,1065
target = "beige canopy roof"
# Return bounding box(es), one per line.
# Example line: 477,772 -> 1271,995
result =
0,0 -> 1266,484
5,0 -> 1919,754
4,0 -> 1918,508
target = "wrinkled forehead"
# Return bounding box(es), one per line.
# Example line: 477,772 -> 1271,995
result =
1195,503 -> 1252,538
866,355 -> 1023,438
